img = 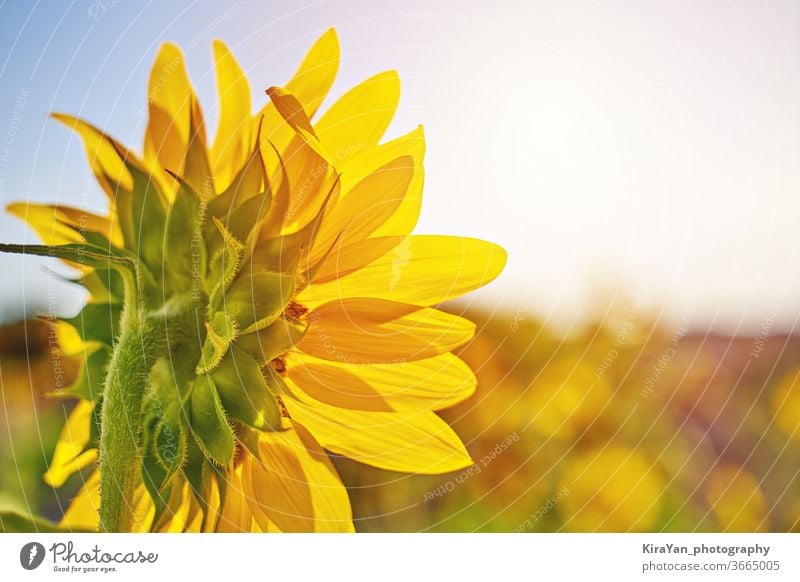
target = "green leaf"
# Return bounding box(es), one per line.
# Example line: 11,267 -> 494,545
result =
0,242 -> 135,272
211,345 -> 281,431
189,375 -> 234,466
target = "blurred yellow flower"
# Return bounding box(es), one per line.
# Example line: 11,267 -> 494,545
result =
558,445 -> 663,532
772,367 -> 800,441
704,464 -> 767,532
527,358 -> 611,441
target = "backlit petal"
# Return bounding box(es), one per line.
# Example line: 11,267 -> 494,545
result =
284,393 -> 473,474
299,298 -> 475,363
300,236 -> 507,306
44,400 -> 97,488
242,422 -> 353,532
211,39 -> 252,191
314,70 -> 400,162
285,351 -> 476,412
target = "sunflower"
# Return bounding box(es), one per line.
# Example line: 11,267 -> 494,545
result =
2,29 -> 506,532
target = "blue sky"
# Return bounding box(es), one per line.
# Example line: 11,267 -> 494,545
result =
1,0 -> 800,333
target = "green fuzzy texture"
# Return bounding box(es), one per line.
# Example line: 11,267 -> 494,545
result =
0,111 -> 320,532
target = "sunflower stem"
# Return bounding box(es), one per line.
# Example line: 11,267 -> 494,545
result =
97,269 -> 158,533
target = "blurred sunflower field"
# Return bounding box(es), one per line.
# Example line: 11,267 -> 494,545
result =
3,298 -> 798,532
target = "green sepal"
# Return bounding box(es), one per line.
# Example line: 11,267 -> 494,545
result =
196,311 -> 238,374
210,345 -> 281,431
105,141 -> 168,272
220,270 -> 295,333
189,375 -> 234,466
141,426 -> 170,519
245,176 -> 337,275
163,171 -> 207,292
234,421 -> 262,458
259,141 -> 291,238
236,316 -> 307,365
207,216 -> 245,303
150,478 -> 184,532
142,411 -> 186,521
182,98 -> 214,199
181,437 -> 214,527
80,268 -> 125,304
64,302 -> 121,346
205,116 -> 270,243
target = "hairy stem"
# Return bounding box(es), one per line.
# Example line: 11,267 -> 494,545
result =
98,315 -> 158,532
98,291 -> 205,532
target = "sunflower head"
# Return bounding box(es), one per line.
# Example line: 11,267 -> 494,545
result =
5,29 -> 506,532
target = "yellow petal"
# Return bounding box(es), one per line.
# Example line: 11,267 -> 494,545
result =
338,126 -> 425,237
299,236 -> 507,307
60,471 -> 100,530
299,298 -> 475,363
44,400 -> 97,488
144,43 -> 203,181
264,87 -> 336,232
285,351 -> 476,412
310,156 -> 413,264
54,320 -> 86,356
314,71 -> 400,163
241,422 -> 353,532
216,466 -> 260,532
60,473 -> 153,532
266,86 -> 318,139
52,113 -> 133,195
284,392 -> 473,474
7,202 -> 121,248
311,235 -> 404,285
256,29 -> 339,175
211,39 -> 252,191
285,29 -> 339,118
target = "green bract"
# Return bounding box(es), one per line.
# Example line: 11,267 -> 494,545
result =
0,110 -> 326,529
